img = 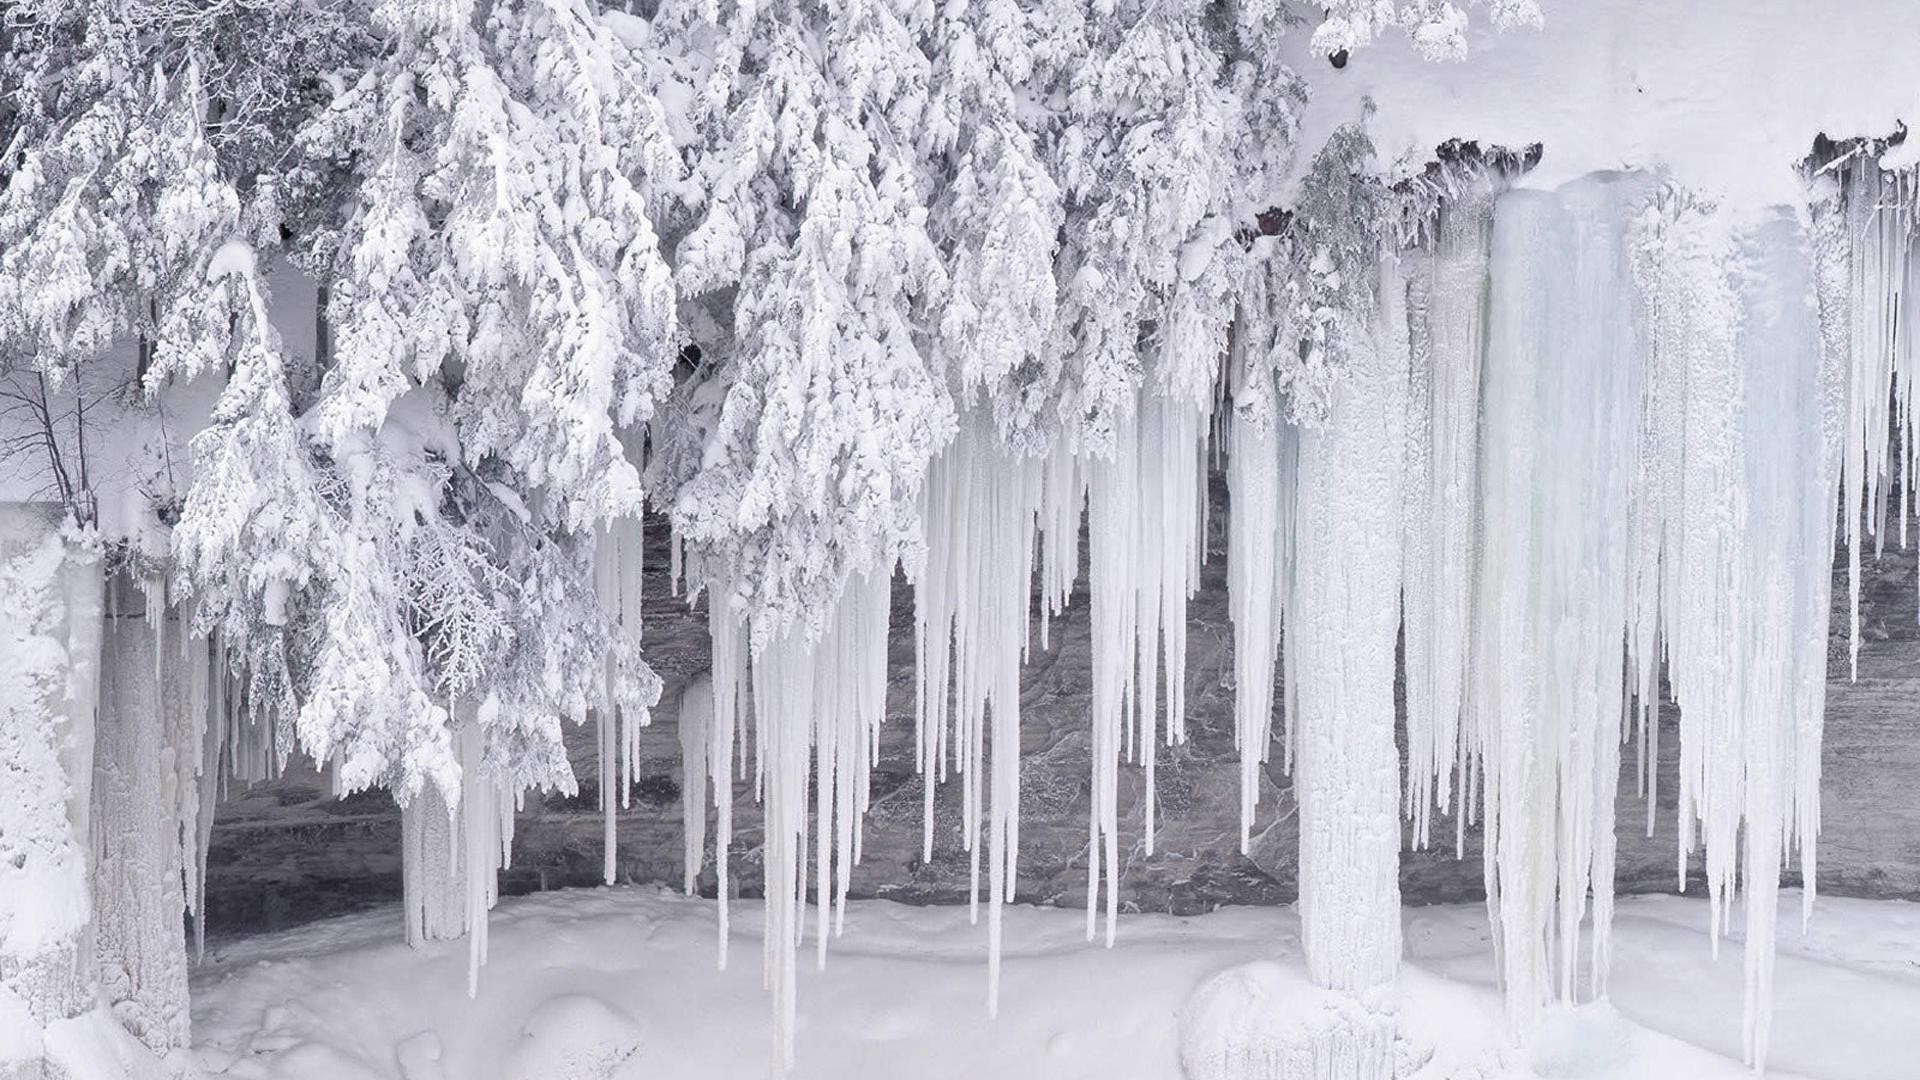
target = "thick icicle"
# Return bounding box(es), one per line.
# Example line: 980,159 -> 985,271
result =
1284,248 -> 1412,1076
707,590 -> 749,971
679,674 -> 713,895
1225,322 -> 1288,855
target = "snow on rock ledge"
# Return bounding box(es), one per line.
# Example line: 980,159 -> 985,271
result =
1292,0 -> 1920,210
1178,961 -> 1399,1080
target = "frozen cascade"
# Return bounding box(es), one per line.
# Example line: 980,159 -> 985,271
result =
741,568 -> 891,1069
1475,174 -> 1651,1027
1400,181 -> 1497,854
1085,389 -> 1208,944
1284,247 -> 1411,1079
1827,157 -> 1914,680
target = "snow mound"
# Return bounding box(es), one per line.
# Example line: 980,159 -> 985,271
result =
498,994 -> 642,1080
1529,1004 -> 1633,1078
1178,961 -> 1395,1080
39,1007 -> 202,1080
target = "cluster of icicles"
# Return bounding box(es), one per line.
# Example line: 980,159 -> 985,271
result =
191,146 -> 1911,1075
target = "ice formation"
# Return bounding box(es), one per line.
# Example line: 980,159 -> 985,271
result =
914,410 -> 1043,1012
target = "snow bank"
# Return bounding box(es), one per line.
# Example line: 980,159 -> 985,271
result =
186,887 -> 1920,1080
1293,0 -> 1920,209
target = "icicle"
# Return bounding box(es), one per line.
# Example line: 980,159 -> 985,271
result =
680,674 -> 713,895
707,588 -> 748,971
91,578 -> 193,1052
459,712 -> 511,999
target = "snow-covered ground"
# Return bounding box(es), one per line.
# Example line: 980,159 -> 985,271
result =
186,887 -> 1920,1080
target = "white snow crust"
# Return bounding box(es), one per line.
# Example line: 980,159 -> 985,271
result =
182,886 -> 1920,1080
1294,0 -> 1920,210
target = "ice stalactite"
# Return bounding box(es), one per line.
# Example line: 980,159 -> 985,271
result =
1085,389 -> 1209,944
593,516 -> 649,885
1283,249 -> 1412,1077
458,712 -> 517,998
1037,438 -> 1087,652
743,568 -> 892,1069
1475,173 -> 1651,1028
679,673 -> 714,896
707,594 -> 749,970
913,410 -> 1046,1014
91,576 -> 194,1054
1399,182 -> 1496,855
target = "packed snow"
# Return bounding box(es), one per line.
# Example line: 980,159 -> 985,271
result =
182,887 -> 1920,1080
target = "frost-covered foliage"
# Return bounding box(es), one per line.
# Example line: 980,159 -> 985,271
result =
656,0 -> 953,648
1310,0 -> 1543,62
0,8 -> 239,386
1237,124 -> 1393,426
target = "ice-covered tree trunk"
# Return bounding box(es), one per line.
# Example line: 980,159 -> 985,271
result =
90,580 -> 193,1055
0,513 -> 104,1076
1284,251 -> 1413,1076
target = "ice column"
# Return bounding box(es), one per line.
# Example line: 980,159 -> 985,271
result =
90,577 -> 194,1053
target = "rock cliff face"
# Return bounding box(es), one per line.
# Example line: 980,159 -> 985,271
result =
203,491 -> 1920,936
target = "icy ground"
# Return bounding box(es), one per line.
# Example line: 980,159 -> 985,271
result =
185,887 -> 1920,1080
